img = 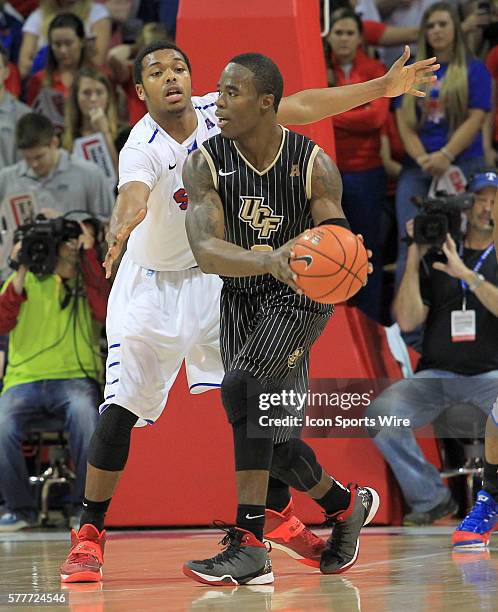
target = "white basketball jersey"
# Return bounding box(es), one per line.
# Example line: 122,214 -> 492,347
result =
118,92 -> 220,271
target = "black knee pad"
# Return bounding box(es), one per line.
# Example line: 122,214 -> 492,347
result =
232,417 -> 274,471
87,404 -> 138,471
221,369 -> 264,424
270,438 -> 322,492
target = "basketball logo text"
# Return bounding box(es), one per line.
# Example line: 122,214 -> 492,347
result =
302,230 -> 323,246
239,196 -> 283,238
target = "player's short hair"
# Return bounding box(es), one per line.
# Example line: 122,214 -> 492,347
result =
229,53 -> 284,112
16,113 -> 55,149
0,43 -> 8,68
133,41 -> 192,85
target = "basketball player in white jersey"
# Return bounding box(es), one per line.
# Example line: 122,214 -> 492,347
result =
60,41 -> 439,583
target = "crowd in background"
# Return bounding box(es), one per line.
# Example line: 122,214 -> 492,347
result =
0,1 -> 496,321
324,0 -> 497,323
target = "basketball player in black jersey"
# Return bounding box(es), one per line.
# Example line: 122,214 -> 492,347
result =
182,53 -> 381,585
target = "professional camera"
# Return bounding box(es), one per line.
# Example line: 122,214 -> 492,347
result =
14,215 -> 82,275
412,191 -> 475,247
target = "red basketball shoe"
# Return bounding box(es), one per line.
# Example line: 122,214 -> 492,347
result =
264,498 -> 325,568
60,524 -> 106,583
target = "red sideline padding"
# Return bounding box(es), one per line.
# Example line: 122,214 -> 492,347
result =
176,0 -> 336,159
106,306 -> 438,527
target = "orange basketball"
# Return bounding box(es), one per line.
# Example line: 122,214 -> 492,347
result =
289,225 -> 368,304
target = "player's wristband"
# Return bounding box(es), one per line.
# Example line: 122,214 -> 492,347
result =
318,218 -> 351,230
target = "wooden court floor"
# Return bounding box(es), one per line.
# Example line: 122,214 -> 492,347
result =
1,526 -> 498,611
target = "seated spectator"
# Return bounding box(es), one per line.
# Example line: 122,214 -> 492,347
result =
379,108 -> 405,310
325,8 -> 389,321
376,0 -> 490,65
19,0 -> 110,78
26,13 -> 88,115
62,67 -> 120,174
106,22 -> 169,125
0,1 -> 22,96
8,1 -> 36,19
459,0 -> 498,59
485,41 -> 498,168
355,0 -> 381,21
0,43 -> 30,168
104,0 -> 139,49
156,0 -> 180,39
376,0 -> 429,66
0,113 -> 114,219
4,58 -> 20,96
0,0 -> 23,63
366,172 -> 498,525
330,0 -> 419,51
0,216 -> 110,531
394,1 -> 491,287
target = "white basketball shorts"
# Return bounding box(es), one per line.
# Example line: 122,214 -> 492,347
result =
100,252 -> 224,426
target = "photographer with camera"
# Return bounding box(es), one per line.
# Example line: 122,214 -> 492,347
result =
0,112 -> 113,219
0,215 -> 110,532
394,2 -> 491,287
366,171 -> 498,525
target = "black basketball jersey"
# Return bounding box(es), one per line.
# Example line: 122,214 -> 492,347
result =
199,127 -> 320,289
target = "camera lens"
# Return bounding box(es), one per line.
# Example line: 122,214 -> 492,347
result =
28,240 -> 50,263
424,220 -> 443,240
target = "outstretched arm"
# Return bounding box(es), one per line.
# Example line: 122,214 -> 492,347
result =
277,46 -> 439,125
184,150 -> 297,288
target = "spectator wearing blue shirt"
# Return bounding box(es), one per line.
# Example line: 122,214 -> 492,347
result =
0,1 -> 23,63
394,2 -> 491,286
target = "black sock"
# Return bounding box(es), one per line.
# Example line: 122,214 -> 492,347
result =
80,498 -> 111,532
266,477 -> 291,512
236,504 -> 266,541
483,461 -> 498,502
316,479 -> 351,515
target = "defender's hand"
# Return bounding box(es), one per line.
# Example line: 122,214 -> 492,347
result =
384,46 -> 439,98
103,208 -> 147,278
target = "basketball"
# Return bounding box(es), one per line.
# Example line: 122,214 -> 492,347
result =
289,225 -> 369,304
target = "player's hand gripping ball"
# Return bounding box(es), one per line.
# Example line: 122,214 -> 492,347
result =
290,225 -> 368,304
